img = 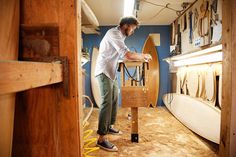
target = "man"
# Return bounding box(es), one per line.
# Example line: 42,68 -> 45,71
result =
95,16 -> 152,152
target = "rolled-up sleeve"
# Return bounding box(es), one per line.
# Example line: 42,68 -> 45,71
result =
108,30 -> 129,58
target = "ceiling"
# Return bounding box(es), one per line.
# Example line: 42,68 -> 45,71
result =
85,0 -> 196,26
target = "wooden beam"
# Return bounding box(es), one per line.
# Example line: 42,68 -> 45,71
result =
0,60 -> 63,95
0,0 -> 19,157
220,0 -> 236,156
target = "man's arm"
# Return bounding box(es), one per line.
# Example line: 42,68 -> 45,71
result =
124,51 -> 152,61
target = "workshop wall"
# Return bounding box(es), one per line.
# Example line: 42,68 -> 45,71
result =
82,25 -> 171,106
170,0 -> 222,54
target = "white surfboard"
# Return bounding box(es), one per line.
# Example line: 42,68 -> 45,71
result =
162,93 -> 221,144
91,47 -> 101,108
81,0 -> 99,27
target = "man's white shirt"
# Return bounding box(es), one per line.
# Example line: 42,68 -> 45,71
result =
95,26 -> 129,80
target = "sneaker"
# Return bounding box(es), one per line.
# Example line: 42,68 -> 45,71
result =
97,140 -> 118,152
108,127 -> 123,135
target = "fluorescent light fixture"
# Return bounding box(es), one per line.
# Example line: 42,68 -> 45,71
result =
173,51 -> 223,67
171,44 -> 222,61
124,0 -> 135,16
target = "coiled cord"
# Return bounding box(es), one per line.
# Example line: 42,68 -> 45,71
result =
82,95 -> 99,157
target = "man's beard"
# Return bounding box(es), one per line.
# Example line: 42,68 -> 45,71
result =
124,28 -> 129,36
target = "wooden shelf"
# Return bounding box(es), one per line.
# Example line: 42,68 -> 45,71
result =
164,44 -> 223,68
0,60 -> 63,95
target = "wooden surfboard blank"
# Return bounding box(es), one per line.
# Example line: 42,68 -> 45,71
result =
205,68 -> 216,103
142,36 -> 160,107
187,71 -> 199,97
90,47 -> 101,108
198,70 -> 206,99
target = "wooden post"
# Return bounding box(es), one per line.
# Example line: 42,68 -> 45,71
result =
131,107 -> 138,142
0,0 -> 19,157
220,0 -> 236,156
120,63 -> 125,87
120,61 -> 149,142
12,0 -> 83,157
131,66 -> 140,142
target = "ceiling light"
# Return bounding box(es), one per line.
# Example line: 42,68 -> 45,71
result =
124,0 -> 135,16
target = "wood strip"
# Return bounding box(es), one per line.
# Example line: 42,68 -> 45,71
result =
0,0 -> 19,157
220,0 -> 236,156
0,0 -> 19,60
77,0 -> 84,155
0,60 -> 63,95
0,94 -> 16,157
122,60 -> 144,67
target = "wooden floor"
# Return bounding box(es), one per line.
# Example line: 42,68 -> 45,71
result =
84,107 -> 218,157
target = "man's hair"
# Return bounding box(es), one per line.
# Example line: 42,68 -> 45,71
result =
119,16 -> 140,27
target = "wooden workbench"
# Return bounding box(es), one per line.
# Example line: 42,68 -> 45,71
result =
118,60 -> 149,142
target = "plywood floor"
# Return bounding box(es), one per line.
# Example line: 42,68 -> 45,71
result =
84,107 -> 218,157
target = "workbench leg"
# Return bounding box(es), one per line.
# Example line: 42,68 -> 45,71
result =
131,107 -> 138,142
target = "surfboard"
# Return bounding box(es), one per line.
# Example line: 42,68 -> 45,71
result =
176,67 -> 187,94
81,0 -> 99,34
90,47 -> 101,108
81,0 -> 99,27
187,71 -> 199,97
205,68 -> 216,104
198,69 -> 206,99
142,36 -> 160,107
163,93 -> 221,144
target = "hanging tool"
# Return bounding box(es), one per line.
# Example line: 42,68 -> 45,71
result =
189,11 -> 193,44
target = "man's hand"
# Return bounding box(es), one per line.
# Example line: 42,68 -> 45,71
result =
142,54 -> 152,61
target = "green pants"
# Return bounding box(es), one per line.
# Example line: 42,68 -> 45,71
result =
96,73 -> 118,135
